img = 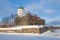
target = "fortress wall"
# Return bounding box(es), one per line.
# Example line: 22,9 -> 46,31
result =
0,25 -> 48,34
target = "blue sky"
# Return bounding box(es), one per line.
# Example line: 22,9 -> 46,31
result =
0,0 -> 60,25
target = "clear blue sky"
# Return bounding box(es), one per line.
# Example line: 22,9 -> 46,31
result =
0,0 -> 60,25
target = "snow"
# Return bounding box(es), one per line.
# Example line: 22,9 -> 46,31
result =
0,25 -> 60,40
15,25 -> 45,28
40,30 -> 60,38
0,30 -> 60,40
0,30 -> 60,38
0,33 -> 60,40
0,32 -> 40,36
0,25 -> 45,30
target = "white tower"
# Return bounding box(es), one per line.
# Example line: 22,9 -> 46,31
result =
17,6 -> 24,17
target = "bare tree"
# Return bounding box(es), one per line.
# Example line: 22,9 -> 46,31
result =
1,14 -> 17,27
1,17 -> 10,28
9,14 -> 17,25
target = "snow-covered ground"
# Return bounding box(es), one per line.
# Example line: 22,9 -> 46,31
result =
0,30 -> 60,40
40,30 -> 60,38
0,33 -> 60,40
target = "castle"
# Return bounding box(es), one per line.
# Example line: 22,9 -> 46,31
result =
0,6 -> 49,34
14,6 -> 45,26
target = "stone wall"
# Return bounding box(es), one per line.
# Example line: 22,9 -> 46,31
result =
0,27 -> 48,34
14,28 -> 40,34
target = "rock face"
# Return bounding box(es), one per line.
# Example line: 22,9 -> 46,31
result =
14,12 -> 45,26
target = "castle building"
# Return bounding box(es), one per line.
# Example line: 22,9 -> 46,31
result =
14,6 -> 45,26
0,6 -> 48,34
12,6 -> 48,34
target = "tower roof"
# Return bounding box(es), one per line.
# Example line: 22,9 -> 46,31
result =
18,6 -> 24,9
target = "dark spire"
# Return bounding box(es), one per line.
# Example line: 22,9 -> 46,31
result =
18,3 -> 24,9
